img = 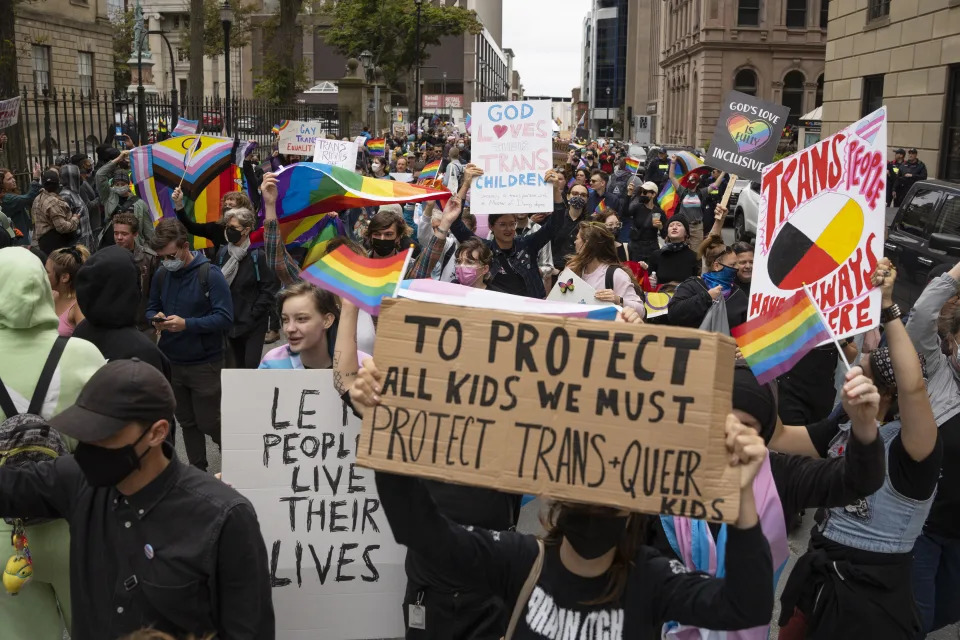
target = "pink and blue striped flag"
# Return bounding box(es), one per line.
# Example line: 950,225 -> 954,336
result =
171,118 -> 199,137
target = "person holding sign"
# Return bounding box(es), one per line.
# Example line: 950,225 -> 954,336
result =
450,169 -> 567,299
349,359 -> 775,639
776,259 -> 942,639
654,362 -> 885,639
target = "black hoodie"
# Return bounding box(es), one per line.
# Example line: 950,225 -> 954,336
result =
73,246 -> 171,380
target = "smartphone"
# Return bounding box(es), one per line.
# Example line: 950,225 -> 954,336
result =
151,316 -> 166,325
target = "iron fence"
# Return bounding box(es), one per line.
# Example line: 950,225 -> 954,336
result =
3,86 -> 340,185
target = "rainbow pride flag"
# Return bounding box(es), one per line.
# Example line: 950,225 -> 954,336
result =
732,291 -> 832,385
129,135 -> 256,249
656,152 -> 704,218
595,199 -> 609,217
367,138 -> 386,157
418,159 -> 442,183
266,162 -> 451,226
625,157 -> 640,173
301,245 -> 411,316
271,120 -> 289,137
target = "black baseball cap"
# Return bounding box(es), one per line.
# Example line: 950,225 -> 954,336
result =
50,359 -> 176,442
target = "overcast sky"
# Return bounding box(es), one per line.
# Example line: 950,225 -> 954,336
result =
501,0 -> 590,98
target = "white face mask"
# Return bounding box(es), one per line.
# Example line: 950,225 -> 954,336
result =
372,162 -> 382,172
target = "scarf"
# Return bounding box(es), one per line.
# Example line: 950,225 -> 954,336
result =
702,266 -> 737,298
661,454 -> 790,640
662,241 -> 688,253
221,238 -> 250,286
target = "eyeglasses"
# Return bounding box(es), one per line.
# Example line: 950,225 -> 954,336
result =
643,190 -> 658,195
494,221 -> 518,229
157,249 -> 181,261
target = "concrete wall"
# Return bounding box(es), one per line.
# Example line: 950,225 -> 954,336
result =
822,0 -> 960,176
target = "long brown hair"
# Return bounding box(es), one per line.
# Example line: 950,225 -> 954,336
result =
564,222 -> 620,276
0,168 -> 18,195
697,234 -> 733,267
541,501 -> 650,605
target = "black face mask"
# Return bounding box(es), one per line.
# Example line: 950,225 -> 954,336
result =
74,427 -> 152,487
638,195 -> 650,204
225,226 -> 243,243
371,238 -> 396,257
558,510 -> 629,559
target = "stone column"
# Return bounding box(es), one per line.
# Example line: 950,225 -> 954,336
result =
337,58 -> 366,140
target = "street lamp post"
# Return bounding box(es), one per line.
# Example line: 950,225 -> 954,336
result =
413,0 -> 422,139
136,33 -> 147,145
147,30 -> 179,131
359,50 -> 379,134
220,0 -> 234,137
441,71 -> 447,121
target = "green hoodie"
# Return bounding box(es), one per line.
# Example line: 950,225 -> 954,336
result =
0,247 -> 104,639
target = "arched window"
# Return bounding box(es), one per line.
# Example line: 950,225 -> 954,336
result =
782,70 -> 805,120
816,74 -> 824,107
734,69 -> 758,96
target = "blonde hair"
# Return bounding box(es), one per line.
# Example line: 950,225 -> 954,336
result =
48,245 -> 90,289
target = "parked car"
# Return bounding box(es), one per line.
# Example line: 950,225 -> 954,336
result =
627,143 -> 648,166
727,179 -> 760,242
885,179 -> 960,309
202,110 -> 223,132
237,114 -> 266,135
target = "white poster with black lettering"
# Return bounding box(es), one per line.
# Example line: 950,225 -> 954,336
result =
222,370 -> 406,640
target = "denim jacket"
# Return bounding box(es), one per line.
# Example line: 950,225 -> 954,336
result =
451,201 -> 565,299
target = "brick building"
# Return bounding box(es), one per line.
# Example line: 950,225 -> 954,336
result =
821,0 -> 960,179
658,0 -> 827,147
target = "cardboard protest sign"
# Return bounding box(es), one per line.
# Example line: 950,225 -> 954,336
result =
547,267 -> 599,305
313,138 -> 359,171
222,370 -> 406,639
278,120 -> 326,157
0,96 -> 20,129
470,100 -> 553,215
707,91 -> 790,182
357,298 -> 741,523
750,107 -> 886,341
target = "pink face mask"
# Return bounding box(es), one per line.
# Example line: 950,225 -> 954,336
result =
456,265 -> 482,286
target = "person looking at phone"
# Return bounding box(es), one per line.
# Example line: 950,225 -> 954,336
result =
146,218 -> 233,471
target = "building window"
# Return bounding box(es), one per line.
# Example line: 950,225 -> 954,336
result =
177,48 -> 188,62
786,0 -> 807,27
179,78 -> 188,98
32,45 -> 51,92
867,0 -> 890,20
734,69 -> 758,96
862,74 -> 884,117
78,52 -> 94,97
738,0 -> 760,26
820,0 -> 829,28
941,66 -> 960,181
782,71 -> 806,122
816,74 -> 824,107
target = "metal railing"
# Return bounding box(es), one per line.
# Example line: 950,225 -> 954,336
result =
4,86 -> 341,183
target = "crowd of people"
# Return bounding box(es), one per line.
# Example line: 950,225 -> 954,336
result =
0,125 -> 955,640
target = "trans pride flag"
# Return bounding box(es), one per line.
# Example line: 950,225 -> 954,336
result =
129,135 -> 257,249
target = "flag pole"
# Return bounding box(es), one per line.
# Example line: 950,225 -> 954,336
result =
392,244 -> 416,298
178,136 -> 201,190
801,283 -> 852,373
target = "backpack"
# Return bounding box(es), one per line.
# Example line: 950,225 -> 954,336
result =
217,245 -> 261,282
605,264 -> 643,299
0,336 -> 70,525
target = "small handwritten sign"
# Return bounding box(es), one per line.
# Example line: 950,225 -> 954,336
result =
278,120 -> 326,158
313,138 -> 359,171
0,96 -> 20,130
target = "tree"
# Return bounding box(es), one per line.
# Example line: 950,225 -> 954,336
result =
320,0 -> 482,95
178,0 -> 254,58
110,8 -> 135,91
255,0 -> 308,104
188,0 -> 205,107
0,0 -> 18,99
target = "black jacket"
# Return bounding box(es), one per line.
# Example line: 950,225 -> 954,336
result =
215,246 -> 280,338
667,276 -> 749,330
73,245 -> 171,380
648,243 -> 699,286
176,207 -> 227,253
626,198 -> 664,262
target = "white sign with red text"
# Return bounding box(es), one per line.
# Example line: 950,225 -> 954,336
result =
0,96 -> 20,129
750,107 -> 886,340
470,100 -> 553,215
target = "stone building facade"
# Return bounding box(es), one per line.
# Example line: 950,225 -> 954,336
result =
658,0 -> 827,147
821,0 -> 960,179
15,0 -> 114,97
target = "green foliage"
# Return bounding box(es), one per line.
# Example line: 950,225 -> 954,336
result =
253,57 -> 309,104
111,8 -> 135,90
319,0 -> 482,88
177,0 -> 255,58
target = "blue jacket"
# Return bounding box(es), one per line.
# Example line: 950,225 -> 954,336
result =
146,252 -> 234,365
